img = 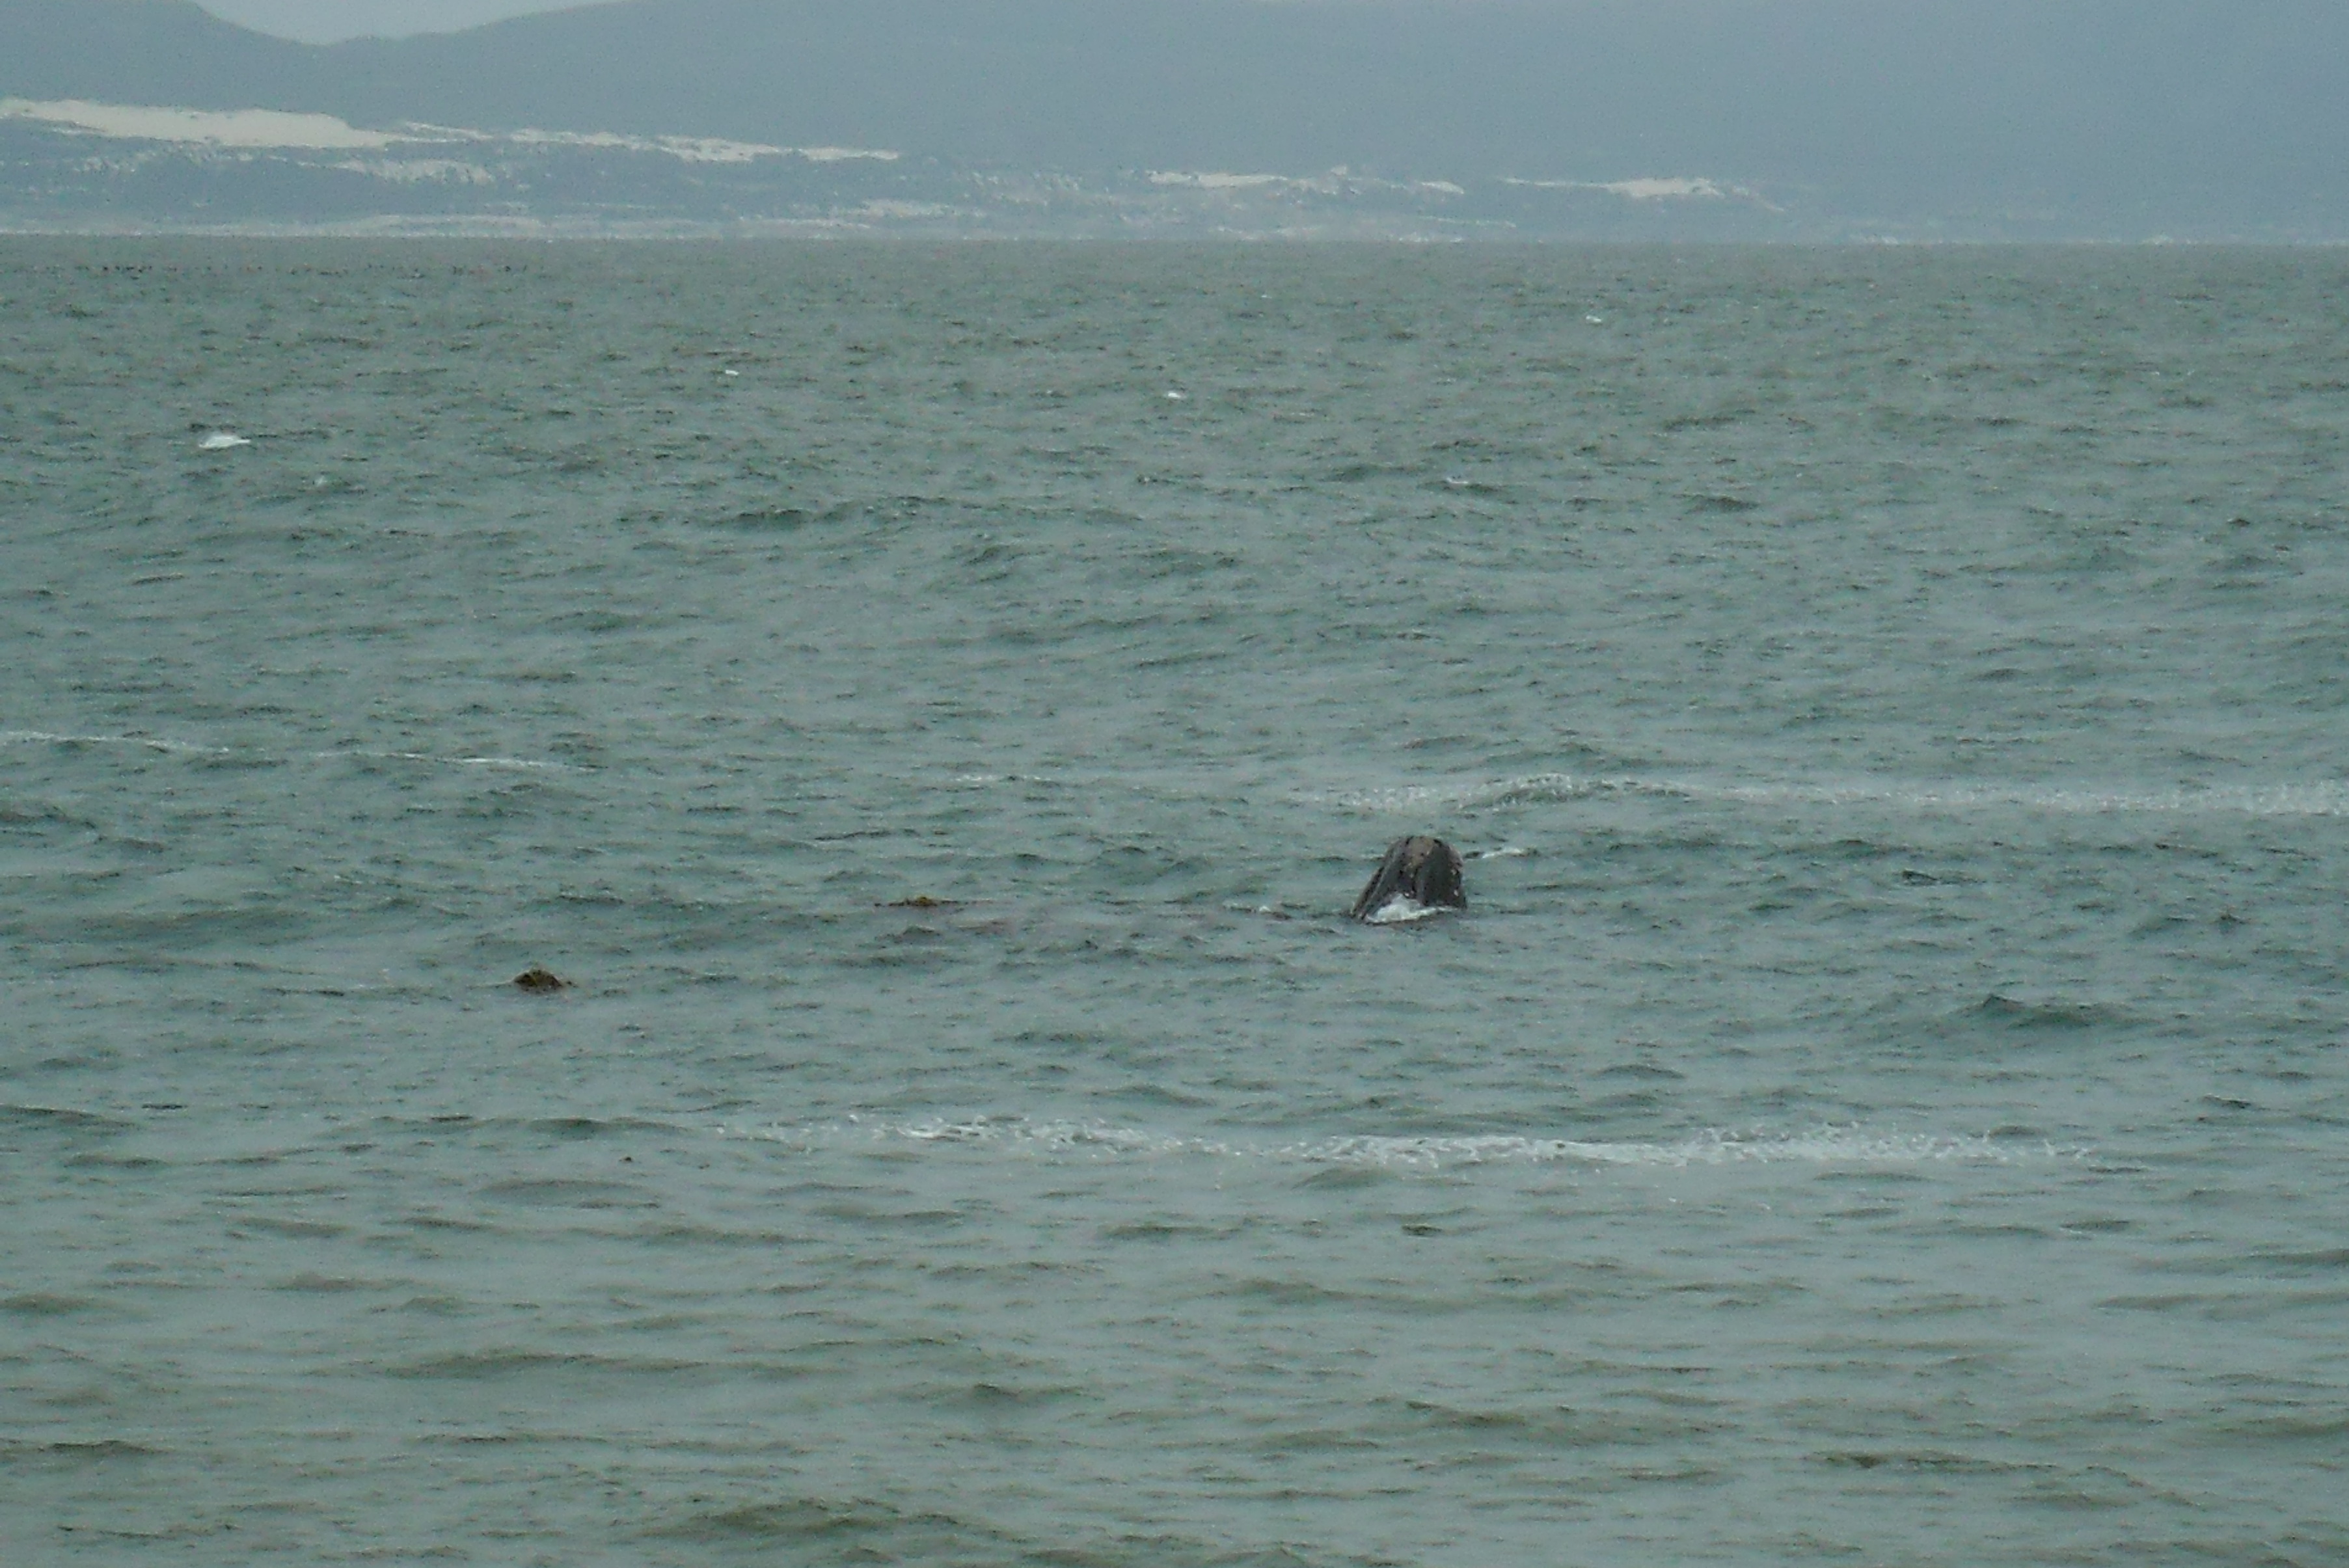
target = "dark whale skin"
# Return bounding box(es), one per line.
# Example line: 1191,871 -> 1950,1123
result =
1349,835 -> 1467,921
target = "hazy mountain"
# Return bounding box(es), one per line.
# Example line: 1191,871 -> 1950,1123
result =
7,0 -> 2348,237
197,1 -> 581,44
2,0 -> 319,105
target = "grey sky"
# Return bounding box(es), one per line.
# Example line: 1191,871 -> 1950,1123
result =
196,1 -> 581,42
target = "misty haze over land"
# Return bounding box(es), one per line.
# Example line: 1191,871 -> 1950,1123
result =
5,0 -> 2346,238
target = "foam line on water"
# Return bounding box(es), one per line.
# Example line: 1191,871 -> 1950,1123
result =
1,730 -> 573,772
3,729 -> 232,755
724,1116 -> 2078,1170
1333,772 -> 2349,818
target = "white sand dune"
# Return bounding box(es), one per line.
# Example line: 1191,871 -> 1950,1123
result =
2,98 -> 398,149
1,98 -> 899,165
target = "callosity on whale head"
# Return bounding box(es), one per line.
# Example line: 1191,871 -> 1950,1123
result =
1349,835 -> 1467,921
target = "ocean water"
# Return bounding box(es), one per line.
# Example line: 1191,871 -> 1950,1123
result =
3,238 -> 2348,1565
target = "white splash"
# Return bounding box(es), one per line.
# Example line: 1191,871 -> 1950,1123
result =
1361,893 -> 1446,925
197,432 -> 251,450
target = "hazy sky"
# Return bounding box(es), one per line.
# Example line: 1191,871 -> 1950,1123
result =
197,1 -> 583,42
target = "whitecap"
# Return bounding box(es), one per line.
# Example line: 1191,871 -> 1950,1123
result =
197,431 -> 251,450
315,748 -> 574,771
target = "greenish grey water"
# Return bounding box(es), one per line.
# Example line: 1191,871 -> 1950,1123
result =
3,239 -> 2348,1565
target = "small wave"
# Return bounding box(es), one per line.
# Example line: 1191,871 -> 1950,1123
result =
28,1439 -> 163,1461
1,1291 -> 102,1317
1970,993 -> 2131,1031
388,1349 -> 702,1379
647,1494 -> 1001,1548
478,1177 -> 657,1209
3,729 -> 231,755
725,1116 -> 2070,1171
1331,771 -> 2349,819
4,731 -> 573,772
0,1103 -> 137,1132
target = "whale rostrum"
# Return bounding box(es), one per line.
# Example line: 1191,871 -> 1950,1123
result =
1349,835 -> 1467,921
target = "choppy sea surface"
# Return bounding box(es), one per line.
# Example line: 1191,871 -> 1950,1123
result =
4,239 -> 2348,1565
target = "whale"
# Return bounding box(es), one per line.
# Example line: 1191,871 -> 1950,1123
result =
1349,835 -> 1466,921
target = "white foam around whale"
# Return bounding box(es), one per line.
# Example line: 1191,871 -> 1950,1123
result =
1361,893 -> 1448,924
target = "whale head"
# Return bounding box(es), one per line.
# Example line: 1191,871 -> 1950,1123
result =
1349,835 -> 1467,921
